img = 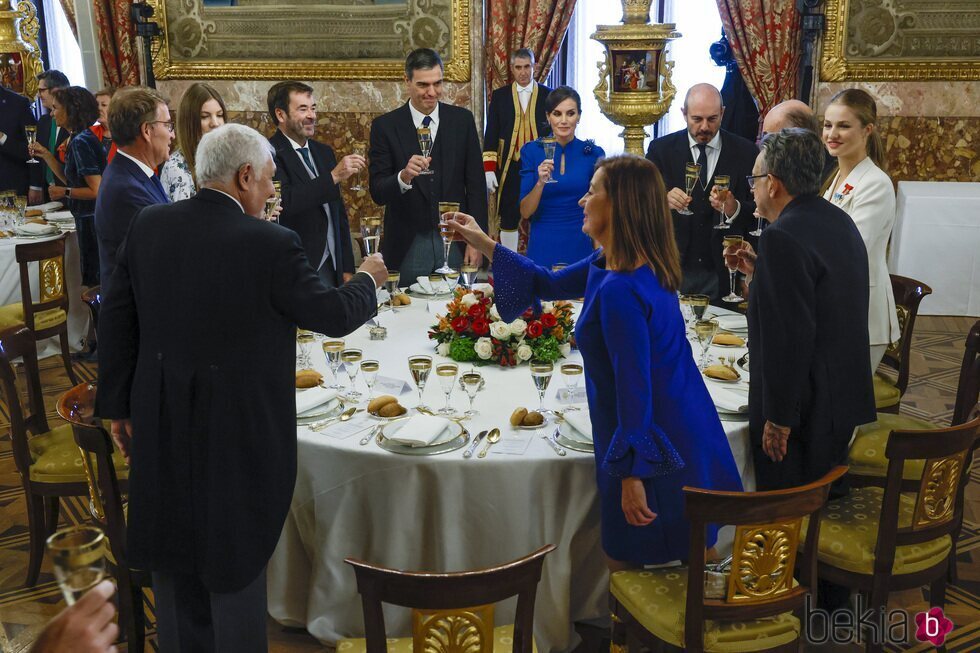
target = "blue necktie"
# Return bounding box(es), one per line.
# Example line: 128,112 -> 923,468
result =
150,174 -> 169,202
298,147 -> 316,176
421,115 -> 432,128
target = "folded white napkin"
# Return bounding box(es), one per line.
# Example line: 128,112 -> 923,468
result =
387,415 -> 451,447
44,210 -> 75,222
706,384 -> 749,414
15,223 -> 59,235
563,411 -> 593,443
415,276 -> 434,294
716,314 -> 748,332
296,387 -> 339,415
27,201 -> 64,213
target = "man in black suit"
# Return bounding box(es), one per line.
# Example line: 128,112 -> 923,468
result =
369,48 -> 487,281
727,128 -> 876,492
483,48 -> 551,253
268,81 -> 362,288
646,84 -> 758,300
96,124 -> 385,651
28,70 -> 70,205
0,84 -> 35,195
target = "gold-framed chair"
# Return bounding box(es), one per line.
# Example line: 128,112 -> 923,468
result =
340,544 -> 555,653
874,274 -> 932,413
609,467 -> 847,653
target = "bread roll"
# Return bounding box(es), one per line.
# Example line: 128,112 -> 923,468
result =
510,407 -> 528,427
704,364 -> 739,381
712,333 -> 745,346
521,411 -> 544,426
27,217 -> 48,225
378,402 -> 407,417
295,369 -> 323,388
368,395 -> 398,414
25,209 -> 43,218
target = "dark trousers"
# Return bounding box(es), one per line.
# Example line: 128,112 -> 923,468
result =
74,214 -> 100,287
497,167 -> 522,231
152,567 -> 268,653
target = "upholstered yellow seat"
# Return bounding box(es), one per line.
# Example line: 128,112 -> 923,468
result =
848,413 -> 934,479
0,303 -> 67,331
609,568 -> 800,653
873,373 -> 901,409
27,422 -> 129,484
802,487 -> 951,575
337,624 -> 537,653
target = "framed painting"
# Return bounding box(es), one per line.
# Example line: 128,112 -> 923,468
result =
146,0 -> 471,81
821,0 -> 980,81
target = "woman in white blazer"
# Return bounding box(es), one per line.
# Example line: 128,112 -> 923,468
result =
822,89 -> 900,370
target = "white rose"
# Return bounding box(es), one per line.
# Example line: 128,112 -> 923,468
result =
542,301 -> 555,314
509,318 -> 527,337
489,321 -> 511,340
474,337 -> 493,360
460,293 -> 479,309
489,304 -> 501,321
473,282 -> 494,297
516,343 -> 533,361
437,342 -> 450,357
559,343 -> 571,357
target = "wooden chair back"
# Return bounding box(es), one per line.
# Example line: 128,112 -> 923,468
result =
882,275 -> 932,393
0,325 -> 49,476
15,234 -> 70,338
952,320 -> 980,426
681,467 -> 848,651
345,544 -> 556,653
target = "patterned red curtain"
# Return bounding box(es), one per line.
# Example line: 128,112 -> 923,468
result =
715,0 -> 801,131
58,0 -> 78,40
485,0 -> 578,97
92,0 -> 140,87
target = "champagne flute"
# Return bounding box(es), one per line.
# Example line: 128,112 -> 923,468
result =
264,181 -> 281,221
541,138 -> 558,184
678,162 -> 700,215
26,125 -> 39,164
46,526 -> 105,605
385,270 -> 400,312
436,362 -> 459,415
460,369 -> 483,416
749,209 -> 764,237
460,264 -> 478,289
712,175 -> 731,230
417,127 -> 434,175
296,331 -> 315,369
436,201 -> 460,274
722,234 -> 744,303
341,348 -> 363,400
560,362 -> 583,408
360,360 -> 380,400
350,141 -> 367,191
694,319 -> 719,370
322,340 -> 345,390
408,355 -> 433,411
530,360 -> 554,413
361,216 -> 382,256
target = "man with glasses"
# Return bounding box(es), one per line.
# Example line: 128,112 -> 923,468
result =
28,70 -> 70,205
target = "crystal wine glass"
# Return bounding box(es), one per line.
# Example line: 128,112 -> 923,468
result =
46,526 -> 105,605
408,355 -> 433,411
530,360 -> 554,413
678,162 -> 701,215
460,264 -> 478,289
341,348 -> 363,400
350,141 -> 368,191
296,331 -> 315,369
360,360 -> 380,400
749,209 -> 764,237
712,175 -> 731,230
417,127 -> 434,175
26,125 -> 39,164
541,138 -> 558,184
722,234 -> 744,303
436,201 -> 460,274
688,294 -> 710,322
560,362 -> 583,409
694,319 -> 719,370
361,216 -> 382,257
322,340 -> 345,390
460,369 -> 483,416
385,271 -> 400,312
436,362 -> 459,415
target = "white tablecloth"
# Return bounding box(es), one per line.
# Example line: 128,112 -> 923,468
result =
890,181 -> 980,316
267,298 -> 752,652
0,229 -> 88,355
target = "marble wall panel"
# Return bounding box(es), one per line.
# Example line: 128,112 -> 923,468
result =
877,116 -> 979,183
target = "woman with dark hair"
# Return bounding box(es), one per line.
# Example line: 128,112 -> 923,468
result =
446,155 -> 742,569
518,86 -> 604,269
29,85 -> 105,287
160,82 -> 227,201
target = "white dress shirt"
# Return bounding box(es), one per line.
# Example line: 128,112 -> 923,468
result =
116,149 -> 156,178
398,102 -> 441,193
687,130 -> 741,221
284,133 -> 336,271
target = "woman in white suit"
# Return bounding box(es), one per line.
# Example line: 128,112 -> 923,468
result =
822,89 -> 900,370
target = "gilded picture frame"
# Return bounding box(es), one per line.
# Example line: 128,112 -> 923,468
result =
820,0 -> 980,81
146,0 -> 471,81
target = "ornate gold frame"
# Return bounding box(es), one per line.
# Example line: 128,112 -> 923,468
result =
821,0 -> 980,81
146,0 -> 471,82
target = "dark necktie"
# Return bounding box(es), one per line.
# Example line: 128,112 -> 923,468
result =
298,147 -> 316,176
421,115 -> 432,128
150,174 -> 168,202
695,143 -> 708,191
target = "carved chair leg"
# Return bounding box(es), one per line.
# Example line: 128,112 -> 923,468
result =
25,493 -> 46,587
44,496 -> 60,536
59,332 -> 79,385
947,537 -> 960,584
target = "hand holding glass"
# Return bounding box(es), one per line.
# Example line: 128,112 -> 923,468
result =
47,526 -> 106,605
678,162 -> 701,215
350,141 -> 367,191
25,125 -> 38,164
541,138 -> 558,184
417,128 -> 434,175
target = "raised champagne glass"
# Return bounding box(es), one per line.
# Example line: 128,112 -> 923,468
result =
385,270 -> 400,312
341,348 -> 363,400
408,355 -> 433,411
361,216 -> 382,256
678,162 -> 700,215
560,362 -> 583,408
460,264 -> 478,289
350,141 -> 368,191
436,201 -> 460,274
722,234 -> 744,303
541,137 -> 558,184
322,340 -> 345,390
264,181 -> 281,221
712,175 -> 731,230
530,360 -> 554,413
296,331 -> 315,369
460,369 -> 483,416
25,125 -> 38,164
694,319 -> 719,370
749,209 -> 764,237
436,362 -> 459,415
46,526 -> 105,605
360,360 -> 380,400
417,127 -> 434,175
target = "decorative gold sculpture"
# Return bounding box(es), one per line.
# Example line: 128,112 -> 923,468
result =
412,604 -> 494,653
0,0 -> 44,98
727,521 -> 801,603
913,451 -> 967,530
591,0 -> 679,155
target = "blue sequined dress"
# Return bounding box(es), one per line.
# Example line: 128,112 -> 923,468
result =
493,245 -> 743,564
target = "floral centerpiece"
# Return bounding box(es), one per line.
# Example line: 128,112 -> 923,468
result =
428,285 -> 575,366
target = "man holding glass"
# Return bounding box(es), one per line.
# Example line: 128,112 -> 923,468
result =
0,82 -> 36,195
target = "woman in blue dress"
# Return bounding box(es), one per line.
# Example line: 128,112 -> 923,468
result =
446,155 -> 742,568
519,87 -> 604,269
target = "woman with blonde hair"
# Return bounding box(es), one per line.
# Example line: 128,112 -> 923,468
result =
447,155 -> 742,569
822,88 -> 899,370
160,82 -> 227,201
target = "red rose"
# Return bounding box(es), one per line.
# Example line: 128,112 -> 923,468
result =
526,321 -> 543,338
522,308 -> 534,319
540,313 -> 557,328
468,303 -> 485,318
481,296 -> 492,306
451,316 -> 469,333
472,317 -> 490,335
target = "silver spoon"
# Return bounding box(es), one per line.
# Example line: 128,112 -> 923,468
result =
311,406 -> 359,431
477,428 -> 501,458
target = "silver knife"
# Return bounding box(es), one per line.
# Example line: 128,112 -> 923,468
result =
359,424 -> 384,446
545,427 -> 566,456
463,430 -> 488,458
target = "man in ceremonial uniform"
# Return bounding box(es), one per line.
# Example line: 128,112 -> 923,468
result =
482,48 -> 551,253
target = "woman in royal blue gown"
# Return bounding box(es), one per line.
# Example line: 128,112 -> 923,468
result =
519,87 -> 604,269
447,155 -> 742,568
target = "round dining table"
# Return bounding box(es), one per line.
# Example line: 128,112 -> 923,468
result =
267,293 -> 754,652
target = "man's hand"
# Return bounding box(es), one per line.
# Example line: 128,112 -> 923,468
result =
762,421 -> 791,462
357,254 -> 387,288
110,419 -> 132,464
485,171 -> 498,193
709,184 -> 738,217
31,580 -> 118,653
330,154 -> 366,184
399,155 -> 430,185
666,187 -> 692,213
342,272 -> 353,283
723,240 -> 757,278
464,245 -> 482,267
621,477 -> 657,526
48,185 -> 67,200
29,189 -> 44,205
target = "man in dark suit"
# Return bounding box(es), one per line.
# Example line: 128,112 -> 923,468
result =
28,70 -> 70,205
96,124 -> 385,651
94,87 -> 174,301
0,84 -> 35,195
646,84 -> 758,300
268,81 -> 362,288
369,48 -> 488,281
727,128 -> 876,492
483,48 -> 551,253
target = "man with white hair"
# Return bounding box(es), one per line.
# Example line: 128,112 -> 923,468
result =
96,123 -> 386,652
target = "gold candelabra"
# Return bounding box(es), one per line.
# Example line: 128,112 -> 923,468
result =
0,0 -> 43,99
591,0 -> 680,155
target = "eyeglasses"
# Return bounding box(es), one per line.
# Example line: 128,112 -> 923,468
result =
148,121 -> 175,133
746,173 -> 773,190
